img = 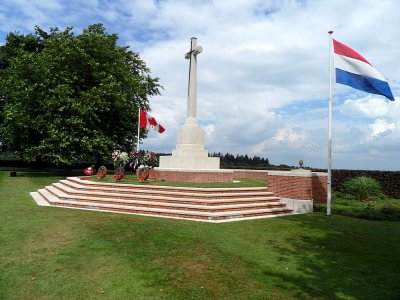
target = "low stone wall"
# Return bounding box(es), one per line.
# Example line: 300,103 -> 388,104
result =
312,175 -> 328,203
232,169 -> 269,180
266,170 -> 327,203
233,169 -> 327,213
148,169 -> 156,181
267,171 -> 312,199
152,168 -> 328,205
153,168 -> 234,183
281,198 -> 314,213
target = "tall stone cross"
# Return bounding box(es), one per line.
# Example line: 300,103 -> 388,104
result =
184,37 -> 203,125
158,37 -> 220,170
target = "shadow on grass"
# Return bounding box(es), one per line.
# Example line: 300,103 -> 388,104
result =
259,214 -> 400,299
76,213 -> 400,299
4,169 -> 84,177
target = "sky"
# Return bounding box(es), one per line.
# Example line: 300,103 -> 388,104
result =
0,0 -> 399,171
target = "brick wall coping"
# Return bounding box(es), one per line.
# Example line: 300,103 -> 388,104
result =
155,167 -> 233,174
155,168 -> 328,177
267,170 -> 328,177
230,169 -> 269,173
312,172 -> 328,177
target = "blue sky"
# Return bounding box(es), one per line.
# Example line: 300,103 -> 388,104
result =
1,0 -> 399,170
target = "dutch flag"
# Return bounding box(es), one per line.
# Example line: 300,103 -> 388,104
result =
333,39 -> 394,101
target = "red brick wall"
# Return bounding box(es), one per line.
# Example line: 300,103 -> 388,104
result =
232,170 -> 269,180
152,168 -> 327,201
266,173 -> 327,202
267,175 -> 313,200
154,169 -> 233,183
148,169 -> 156,180
312,175 -> 328,203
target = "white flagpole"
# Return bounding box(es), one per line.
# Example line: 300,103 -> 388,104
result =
137,108 -> 141,152
327,30 -> 333,216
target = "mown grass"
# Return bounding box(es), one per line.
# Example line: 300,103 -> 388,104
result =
89,174 -> 267,188
1,171 -> 400,299
315,192 -> 400,221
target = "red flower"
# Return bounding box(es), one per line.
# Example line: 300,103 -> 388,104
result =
84,167 -> 95,176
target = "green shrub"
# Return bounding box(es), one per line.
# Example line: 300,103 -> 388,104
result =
343,176 -> 382,201
315,193 -> 400,222
363,199 -> 377,210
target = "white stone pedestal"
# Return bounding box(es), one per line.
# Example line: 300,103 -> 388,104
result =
159,118 -> 220,169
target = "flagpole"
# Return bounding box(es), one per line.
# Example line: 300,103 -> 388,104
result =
327,30 -> 333,216
137,108 -> 141,152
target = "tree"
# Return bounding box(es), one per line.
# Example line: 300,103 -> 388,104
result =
0,24 -> 161,165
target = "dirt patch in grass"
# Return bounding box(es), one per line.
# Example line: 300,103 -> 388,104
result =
30,223 -> 75,256
158,242 -> 273,299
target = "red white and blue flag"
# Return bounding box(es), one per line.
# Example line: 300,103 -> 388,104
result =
139,110 -> 165,133
333,39 -> 394,101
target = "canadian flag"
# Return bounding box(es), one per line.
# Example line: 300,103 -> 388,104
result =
139,110 -> 165,133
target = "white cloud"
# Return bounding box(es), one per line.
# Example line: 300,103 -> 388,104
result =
340,96 -> 389,118
203,124 -> 215,137
1,0 -> 400,170
270,127 -> 310,145
370,119 -> 396,138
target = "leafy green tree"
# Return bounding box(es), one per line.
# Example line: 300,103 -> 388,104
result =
0,24 -> 161,165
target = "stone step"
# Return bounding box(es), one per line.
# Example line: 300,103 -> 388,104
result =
42,187 -> 286,213
30,191 -> 51,206
31,177 -> 295,223
38,189 -> 293,222
61,179 -> 274,199
51,183 -> 281,206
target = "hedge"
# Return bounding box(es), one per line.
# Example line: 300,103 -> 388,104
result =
313,169 -> 400,199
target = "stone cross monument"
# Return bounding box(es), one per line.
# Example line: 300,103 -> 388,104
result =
159,37 -> 220,169
185,37 -> 202,127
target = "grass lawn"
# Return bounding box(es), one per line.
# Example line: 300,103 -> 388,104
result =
1,171 -> 400,299
89,174 -> 267,188
315,193 -> 400,222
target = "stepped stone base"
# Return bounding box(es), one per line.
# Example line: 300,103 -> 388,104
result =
159,156 -> 220,170
159,119 -> 220,170
154,168 -> 233,183
30,176 -> 296,223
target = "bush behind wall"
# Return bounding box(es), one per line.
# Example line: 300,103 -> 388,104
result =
313,169 -> 400,199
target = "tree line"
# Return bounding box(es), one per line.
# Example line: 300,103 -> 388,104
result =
209,152 -> 270,168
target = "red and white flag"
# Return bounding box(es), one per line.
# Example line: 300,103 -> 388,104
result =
139,110 -> 165,133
